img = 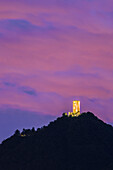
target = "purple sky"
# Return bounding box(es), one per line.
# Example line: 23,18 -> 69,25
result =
0,0 -> 113,142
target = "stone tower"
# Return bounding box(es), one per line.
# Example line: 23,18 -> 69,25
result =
73,101 -> 80,116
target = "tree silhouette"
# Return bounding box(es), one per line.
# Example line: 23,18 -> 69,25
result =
14,129 -> 20,136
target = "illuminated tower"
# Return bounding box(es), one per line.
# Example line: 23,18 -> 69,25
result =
73,101 -> 80,116
66,100 -> 81,117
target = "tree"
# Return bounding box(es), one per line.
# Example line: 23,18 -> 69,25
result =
14,129 -> 20,136
62,113 -> 68,117
32,127 -> 35,133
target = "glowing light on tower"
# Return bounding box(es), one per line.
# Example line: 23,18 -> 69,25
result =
73,101 -> 80,116
64,100 -> 80,117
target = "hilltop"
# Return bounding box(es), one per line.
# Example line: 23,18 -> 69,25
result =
0,112 -> 113,170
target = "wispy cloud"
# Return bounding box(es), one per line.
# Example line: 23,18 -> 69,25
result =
3,82 -> 15,87
19,86 -> 37,96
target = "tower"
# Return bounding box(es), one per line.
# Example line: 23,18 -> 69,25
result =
73,101 -> 80,116
65,100 -> 81,117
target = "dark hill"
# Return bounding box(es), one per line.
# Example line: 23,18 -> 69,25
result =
0,112 -> 113,170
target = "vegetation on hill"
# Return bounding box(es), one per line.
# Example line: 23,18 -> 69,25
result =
0,112 -> 113,170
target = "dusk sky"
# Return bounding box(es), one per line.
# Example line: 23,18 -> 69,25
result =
0,0 -> 113,141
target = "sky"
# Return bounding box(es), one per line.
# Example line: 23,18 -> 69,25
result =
0,0 -> 113,141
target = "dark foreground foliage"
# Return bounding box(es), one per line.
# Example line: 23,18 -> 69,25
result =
0,112 -> 113,170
